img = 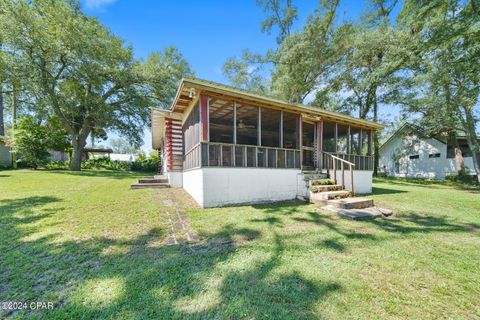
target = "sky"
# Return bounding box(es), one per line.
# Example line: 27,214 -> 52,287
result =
81,0 -> 397,152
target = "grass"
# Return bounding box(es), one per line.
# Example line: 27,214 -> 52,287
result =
1,170 -> 479,319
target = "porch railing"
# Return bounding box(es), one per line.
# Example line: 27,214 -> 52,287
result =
322,152 -> 356,194
321,152 -> 372,171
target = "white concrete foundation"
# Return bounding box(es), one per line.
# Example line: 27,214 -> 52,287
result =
183,168 -> 303,208
167,171 -> 183,188
333,170 -> 373,194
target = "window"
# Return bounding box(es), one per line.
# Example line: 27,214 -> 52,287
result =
409,155 -> 419,159
261,108 -> 281,147
209,98 -> 234,143
429,153 -> 440,158
236,103 -> 258,145
283,112 -> 299,149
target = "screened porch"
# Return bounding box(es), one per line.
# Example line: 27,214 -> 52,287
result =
182,94 -> 374,172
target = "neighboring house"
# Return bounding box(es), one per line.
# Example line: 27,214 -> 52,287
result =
0,138 -> 12,168
379,123 -> 477,179
109,153 -> 136,162
151,78 -> 383,207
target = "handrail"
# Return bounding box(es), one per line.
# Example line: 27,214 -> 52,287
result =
322,152 -> 355,195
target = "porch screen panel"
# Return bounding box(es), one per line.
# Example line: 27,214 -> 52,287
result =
183,102 -> 200,152
323,121 -> 336,152
302,122 -> 315,147
362,130 -> 371,155
209,98 -> 234,143
222,145 -> 233,166
337,124 -> 349,154
283,112 -> 299,149
350,127 -> 361,155
236,104 -> 258,145
261,108 -> 281,147
257,148 -> 267,167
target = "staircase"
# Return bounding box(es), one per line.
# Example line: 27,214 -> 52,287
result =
306,153 -> 389,220
130,176 -> 170,189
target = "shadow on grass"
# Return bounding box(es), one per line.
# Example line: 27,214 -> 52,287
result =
46,169 -> 151,180
372,186 -> 408,195
252,200 -> 311,215
374,177 -> 479,192
0,196 -> 339,319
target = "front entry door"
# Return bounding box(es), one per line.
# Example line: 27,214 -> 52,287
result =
302,121 -> 316,169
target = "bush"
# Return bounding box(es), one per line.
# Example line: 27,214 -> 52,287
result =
446,169 -> 478,185
80,152 -> 158,172
310,178 -> 336,186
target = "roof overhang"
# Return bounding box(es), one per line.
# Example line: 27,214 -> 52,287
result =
170,78 -> 384,131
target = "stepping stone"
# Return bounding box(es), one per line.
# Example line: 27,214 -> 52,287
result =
335,207 -> 382,220
328,197 -> 374,209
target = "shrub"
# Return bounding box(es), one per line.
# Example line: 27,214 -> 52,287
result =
446,169 -> 478,185
310,178 -> 336,186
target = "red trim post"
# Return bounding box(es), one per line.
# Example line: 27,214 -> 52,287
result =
200,95 -> 208,142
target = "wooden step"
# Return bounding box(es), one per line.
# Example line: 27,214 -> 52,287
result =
309,190 -> 350,203
310,184 -> 343,192
130,182 -> 170,189
327,197 -> 374,209
138,178 -> 168,184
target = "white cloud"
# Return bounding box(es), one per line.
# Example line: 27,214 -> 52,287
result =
84,0 -> 117,10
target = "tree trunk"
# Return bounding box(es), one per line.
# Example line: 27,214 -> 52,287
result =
372,89 -> 379,176
463,106 -> 480,184
0,88 -> 4,137
70,135 -> 86,171
448,131 -> 464,173
11,86 -> 17,168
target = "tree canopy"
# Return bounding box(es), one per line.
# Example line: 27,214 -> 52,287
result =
0,0 -> 192,170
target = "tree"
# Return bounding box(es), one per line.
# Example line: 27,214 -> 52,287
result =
109,137 -> 138,154
397,0 -> 480,183
12,116 -> 69,169
0,0 -> 192,171
257,0 -> 298,44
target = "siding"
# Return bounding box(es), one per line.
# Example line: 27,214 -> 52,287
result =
0,142 -> 11,167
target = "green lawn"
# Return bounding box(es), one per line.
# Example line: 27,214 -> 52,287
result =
1,170 -> 479,319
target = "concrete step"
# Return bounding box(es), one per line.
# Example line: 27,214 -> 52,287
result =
327,197 -> 374,209
130,182 -> 170,189
310,184 -> 343,192
138,178 -> 168,184
328,207 -> 382,220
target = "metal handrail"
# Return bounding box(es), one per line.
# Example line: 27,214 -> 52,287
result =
322,151 -> 355,194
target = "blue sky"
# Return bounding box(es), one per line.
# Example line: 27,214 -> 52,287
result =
81,0 -> 396,151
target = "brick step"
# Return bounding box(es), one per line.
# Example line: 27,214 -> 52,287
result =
130,183 -> 170,189
327,197 -> 374,209
309,184 -> 343,192
138,178 -> 168,184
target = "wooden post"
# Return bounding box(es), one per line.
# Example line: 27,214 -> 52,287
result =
350,165 -> 354,195
332,157 -> 337,184
341,161 -> 345,190
317,120 -> 323,170
299,118 -> 303,170
200,95 -> 208,142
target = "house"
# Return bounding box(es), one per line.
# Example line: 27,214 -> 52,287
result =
379,123 -> 478,179
0,137 -> 12,168
151,78 -> 383,207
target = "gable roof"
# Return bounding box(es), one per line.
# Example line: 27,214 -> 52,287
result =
169,77 -> 384,131
380,122 -> 447,150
